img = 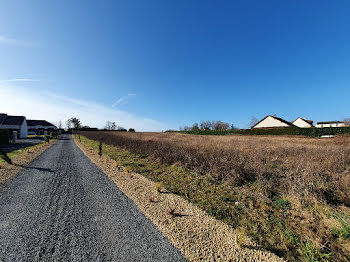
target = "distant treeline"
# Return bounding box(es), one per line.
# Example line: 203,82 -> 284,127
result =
180,126 -> 350,137
180,120 -> 235,131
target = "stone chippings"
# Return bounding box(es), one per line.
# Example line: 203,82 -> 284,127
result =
74,137 -> 285,262
0,141 -> 55,186
0,136 -> 186,261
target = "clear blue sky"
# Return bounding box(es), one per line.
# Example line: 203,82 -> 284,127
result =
0,0 -> 349,130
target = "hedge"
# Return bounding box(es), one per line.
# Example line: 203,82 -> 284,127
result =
0,129 -> 9,144
181,127 -> 350,137
181,129 -> 244,136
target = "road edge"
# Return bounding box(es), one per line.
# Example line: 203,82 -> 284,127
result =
0,140 -> 57,187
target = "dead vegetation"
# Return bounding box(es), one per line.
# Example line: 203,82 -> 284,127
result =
78,131 -> 350,261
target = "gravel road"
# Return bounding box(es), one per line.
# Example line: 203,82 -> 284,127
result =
0,135 -> 186,262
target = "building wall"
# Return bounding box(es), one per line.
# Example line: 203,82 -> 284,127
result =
293,118 -> 312,128
20,120 -> 28,138
315,122 -> 346,128
253,116 -> 290,128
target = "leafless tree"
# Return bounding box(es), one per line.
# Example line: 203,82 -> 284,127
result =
105,121 -> 112,130
200,120 -> 212,130
213,121 -> 229,130
66,119 -> 72,130
191,123 -> 200,131
58,120 -> 63,129
344,118 -> 350,126
250,116 -> 259,128
111,122 -> 117,130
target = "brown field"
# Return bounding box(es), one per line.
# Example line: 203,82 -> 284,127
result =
78,131 -> 350,261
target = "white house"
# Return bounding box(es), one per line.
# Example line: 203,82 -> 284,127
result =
315,121 -> 346,128
292,117 -> 313,128
0,113 -> 28,138
252,115 -> 295,129
27,120 -> 57,135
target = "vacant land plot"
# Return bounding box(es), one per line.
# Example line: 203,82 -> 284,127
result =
78,131 -> 350,261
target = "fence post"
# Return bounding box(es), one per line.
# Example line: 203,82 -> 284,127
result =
99,138 -> 103,157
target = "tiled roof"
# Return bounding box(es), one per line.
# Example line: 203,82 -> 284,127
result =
27,120 -> 56,127
1,115 -> 25,125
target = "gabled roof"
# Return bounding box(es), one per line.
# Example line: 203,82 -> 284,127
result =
0,114 -> 7,124
294,117 -> 313,125
252,115 -> 296,128
1,115 -> 26,126
27,120 -> 56,127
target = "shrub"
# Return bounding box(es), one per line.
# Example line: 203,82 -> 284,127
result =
181,127 -> 350,137
156,182 -> 163,193
235,227 -> 247,247
0,129 -> 9,144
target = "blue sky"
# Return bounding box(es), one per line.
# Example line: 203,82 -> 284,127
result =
0,0 -> 349,130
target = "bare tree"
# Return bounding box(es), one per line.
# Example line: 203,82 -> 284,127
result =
200,120 -> 212,130
191,123 -> 200,131
111,122 -> 117,130
213,121 -> 229,130
58,120 -> 63,129
66,119 -> 72,130
344,118 -> 350,126
250,116 -> 259,128
105,121 -> 112,130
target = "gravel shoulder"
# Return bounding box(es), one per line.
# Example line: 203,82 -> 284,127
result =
74,135 -> 285,261
0,135 -> 186,261
0,140 -> 55,186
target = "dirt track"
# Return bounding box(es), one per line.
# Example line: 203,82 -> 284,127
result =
0,135 -> 186,261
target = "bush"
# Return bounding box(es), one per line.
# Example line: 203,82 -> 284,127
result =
181,127 -> 350,137
0,129 -> 9,144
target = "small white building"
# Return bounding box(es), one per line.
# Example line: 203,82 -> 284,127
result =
315,121 -> 346,128
0,113 -> 28,138
292,117 -> 313,128
252,115 -> 295,129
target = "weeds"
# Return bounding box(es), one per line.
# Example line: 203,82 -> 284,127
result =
77,132 -> 350,261
156,182 -> 163,193
124,166 -> 132,173
332,223 -> 350,240
235,227 -> 247,247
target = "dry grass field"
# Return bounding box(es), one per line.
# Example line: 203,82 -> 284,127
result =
78,131 -> 350,261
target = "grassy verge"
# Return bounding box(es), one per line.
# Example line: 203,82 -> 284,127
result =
77,134 -> 350,262
0,141 -> 48,164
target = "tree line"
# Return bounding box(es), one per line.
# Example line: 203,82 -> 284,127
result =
65,117 -> 135,132
180,120 -> 236,131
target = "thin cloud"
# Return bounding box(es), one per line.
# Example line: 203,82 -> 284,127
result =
0,35 -> 16,44
0,86 -> 167,131
0,35 -> 38,47
112,93 -> 136,107
0,78 -> 39,83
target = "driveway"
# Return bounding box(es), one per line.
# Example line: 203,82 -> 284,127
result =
0,135 -> 186,261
